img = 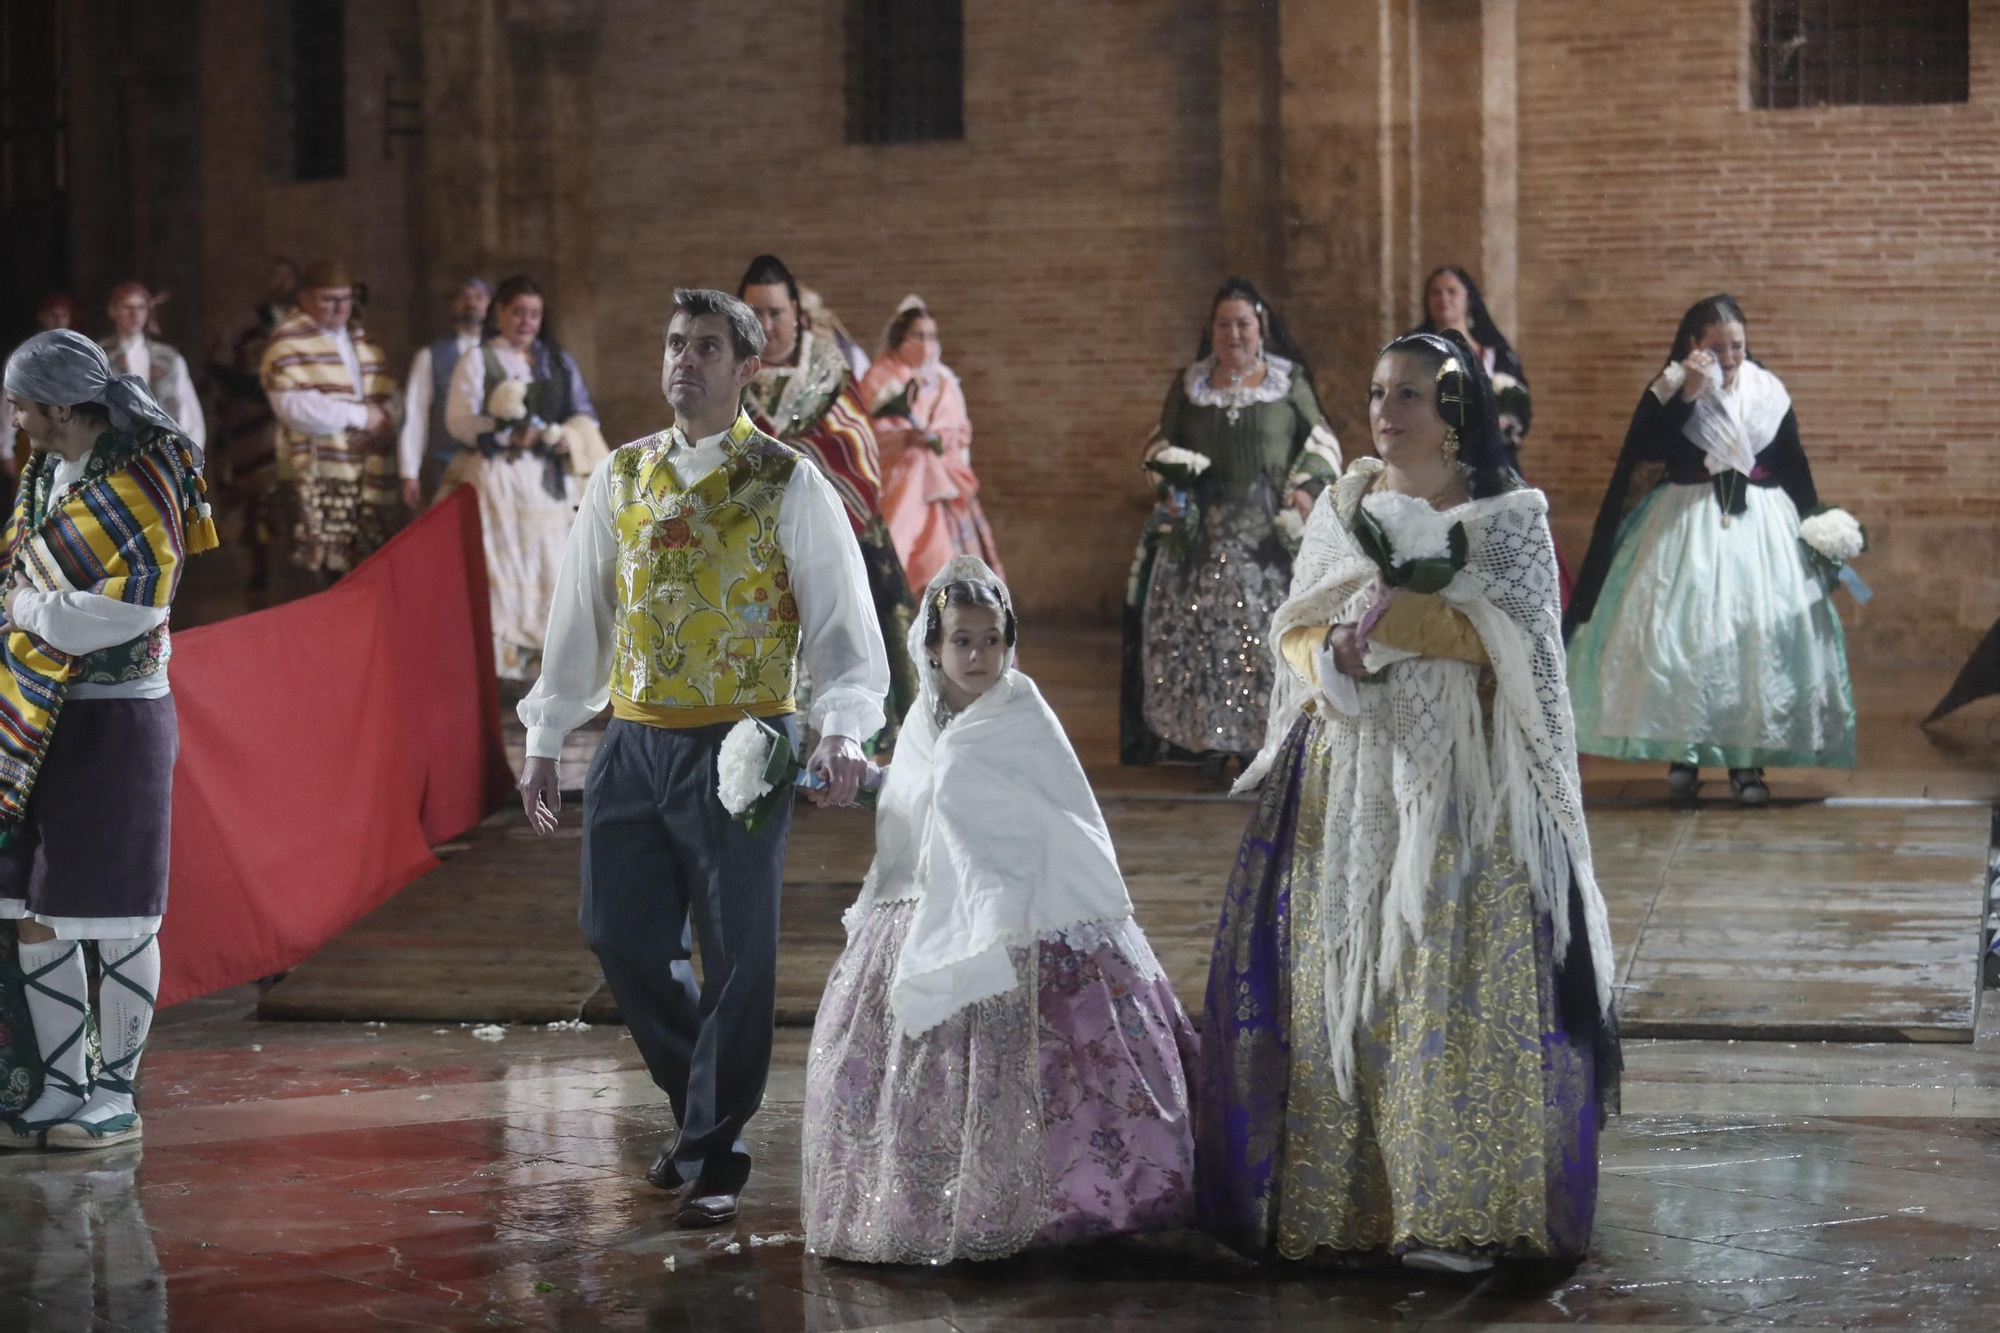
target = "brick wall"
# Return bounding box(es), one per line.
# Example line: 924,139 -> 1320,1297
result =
1516,0 -> 2000,659
195,0 -> 425,379
149,0 -> 1998,650
580,0 -> 1225,618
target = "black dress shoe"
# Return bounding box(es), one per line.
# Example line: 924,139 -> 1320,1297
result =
645,1142 -> 684,1190
675,1181 -> 739,1229
1729,767 -> 1770,808
1666,763 -> 1699,802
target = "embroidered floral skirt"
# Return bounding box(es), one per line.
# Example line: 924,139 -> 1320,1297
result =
1139,495 -> 1289,757
803,900 -> 1198,1264
1196,713 -> 1607,1261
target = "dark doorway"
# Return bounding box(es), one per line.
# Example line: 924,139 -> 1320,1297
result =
0,0 -> 70,347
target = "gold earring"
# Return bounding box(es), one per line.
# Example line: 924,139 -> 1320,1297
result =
1441,423 -> 1460,467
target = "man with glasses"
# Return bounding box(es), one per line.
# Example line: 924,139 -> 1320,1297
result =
259,260 -> 402,581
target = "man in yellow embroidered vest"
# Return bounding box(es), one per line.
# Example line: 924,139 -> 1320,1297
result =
518,289 -> 887,1228
0,331 -> 218,1153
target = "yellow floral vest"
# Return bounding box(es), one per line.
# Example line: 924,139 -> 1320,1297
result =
607,414 -> 802,728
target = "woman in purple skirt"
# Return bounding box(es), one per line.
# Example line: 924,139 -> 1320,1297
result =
1196,331 -> 1620,1273
804,555 -> 1197,1264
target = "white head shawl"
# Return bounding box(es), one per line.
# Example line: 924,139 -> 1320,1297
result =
4,329 -> 198,466
1682,358 -> 1790,478
847,553 -> 1158,1036
871,294 -> 951,403
875,294 -> 936,361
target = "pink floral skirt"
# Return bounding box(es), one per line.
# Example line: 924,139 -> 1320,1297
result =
803,900 -> 1198,1264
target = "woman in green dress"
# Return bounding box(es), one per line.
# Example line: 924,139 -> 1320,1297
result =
1120,278 -> 1342,773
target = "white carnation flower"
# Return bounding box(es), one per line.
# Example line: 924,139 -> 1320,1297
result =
1275,508 -> 1306,542
1361,489 -> 1454,564
541,423 -> 565,447
486,378 -> 530,421
1799,507 -> 1865,563
716,718 -> 777,816
1151,446 -> 1211,475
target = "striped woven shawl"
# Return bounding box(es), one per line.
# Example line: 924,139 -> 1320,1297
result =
0,428 -> 215,832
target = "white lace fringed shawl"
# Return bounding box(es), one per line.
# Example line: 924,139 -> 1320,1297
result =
1235,460 -> 1615,1097
842,554 -> 1161,1038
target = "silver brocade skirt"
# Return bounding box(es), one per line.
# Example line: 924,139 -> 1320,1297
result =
1139,489 -> 1287,756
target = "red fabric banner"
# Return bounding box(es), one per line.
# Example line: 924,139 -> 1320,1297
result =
157,489 -> 513,1005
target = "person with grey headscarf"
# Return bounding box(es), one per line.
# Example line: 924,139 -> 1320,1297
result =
0,328 -> 216,1154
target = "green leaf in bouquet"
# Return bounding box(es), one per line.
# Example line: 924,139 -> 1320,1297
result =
1158,499 -> 1202,564
871,380 -> 917,422
1352,503 -> 1396,572
1352,506 -> 1467,594
1144,461 -> 1203,494
735,714 -> 800,835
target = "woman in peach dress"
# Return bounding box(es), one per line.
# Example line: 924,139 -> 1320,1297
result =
858,297 -> 1004,593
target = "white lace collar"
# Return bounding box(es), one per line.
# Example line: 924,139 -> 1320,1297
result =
1184,353 -> 1295,410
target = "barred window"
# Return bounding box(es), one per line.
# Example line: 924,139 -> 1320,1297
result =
1752,0 -> 1968,109
846,0 -> 964,144
272,0 -> 346,180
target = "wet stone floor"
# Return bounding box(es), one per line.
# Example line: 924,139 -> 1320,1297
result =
3,988 -> 1998,1331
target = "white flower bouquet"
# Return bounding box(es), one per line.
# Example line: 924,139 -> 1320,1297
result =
486,378 -> 530,422
1799,506 -> 1865,563
486,375 -> 568,455
1489,370 -> 1531,448
1144,447 -> 1212,564
1144,445 -> 1211,493
1273,506 -> 1308,554
1353,489 -> 1467,594
1798,505 -> 1872,601
717,716 -> 880,832
1488,370 -> 1530,418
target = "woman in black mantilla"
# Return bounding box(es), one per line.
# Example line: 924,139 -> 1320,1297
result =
1564,294 -> 1855,806
1119,278 -> 1341,776
1416,265 -> 1577,604
1417,266 -> 1531,454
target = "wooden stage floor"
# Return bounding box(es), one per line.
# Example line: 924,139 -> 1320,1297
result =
263,627 -> 1997,1043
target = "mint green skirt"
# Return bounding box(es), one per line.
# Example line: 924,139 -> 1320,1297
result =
1567,483 -> 1855,769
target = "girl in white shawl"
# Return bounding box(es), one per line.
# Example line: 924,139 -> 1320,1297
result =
803,555 -> 1197,1264
1196,331 -> 1620,1272
1565,294 -> 1854,805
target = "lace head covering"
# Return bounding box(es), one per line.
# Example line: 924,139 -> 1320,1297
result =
876,294 -> 937,360
909,553 -> 1017,706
